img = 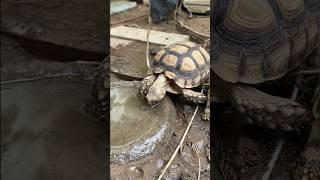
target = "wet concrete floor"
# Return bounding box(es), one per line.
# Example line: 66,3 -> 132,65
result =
1,78 -> 106,180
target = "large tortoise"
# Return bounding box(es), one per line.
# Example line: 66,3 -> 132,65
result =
210,0 -> 320,179
138,41 -> 210,110
211,0 -> 319,132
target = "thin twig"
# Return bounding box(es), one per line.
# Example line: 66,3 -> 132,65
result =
66,60 -> 100,65
261,140 -> 284,180
157,97 -> 201,179
191,143 -> 201,180
176,20 -> 209,38
174,0 -> 184,21
178,0 -> 183,17
262,77 -> 301,180
146,1 -> 152,73
0,74 -> 81,85
292,69 -> 320,75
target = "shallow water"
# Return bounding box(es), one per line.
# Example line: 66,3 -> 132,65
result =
111,88 -> 167,147
1,79 -> 106,180
110,84 -> 176,163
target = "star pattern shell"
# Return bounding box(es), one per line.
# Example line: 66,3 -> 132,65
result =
153,41 -> 210,88
211,0 -> 320,84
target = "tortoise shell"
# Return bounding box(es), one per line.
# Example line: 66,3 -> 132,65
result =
212,0 -> 320,84
152,41 -> 210,88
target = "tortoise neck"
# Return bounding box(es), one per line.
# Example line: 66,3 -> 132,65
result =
153,74 -> 170,89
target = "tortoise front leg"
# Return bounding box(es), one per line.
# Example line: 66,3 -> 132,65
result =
202,93 -> 210,121
182,89 -> 210,120
137,74 -> 157,99
182,89 -> 207,104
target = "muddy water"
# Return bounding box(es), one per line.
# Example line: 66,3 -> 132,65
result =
1,79 -> 106,180
110,84 -> 176,164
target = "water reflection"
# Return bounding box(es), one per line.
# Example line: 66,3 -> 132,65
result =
1,79 -> 106,180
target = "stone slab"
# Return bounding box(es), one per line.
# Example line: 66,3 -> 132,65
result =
110,25 -> 190,45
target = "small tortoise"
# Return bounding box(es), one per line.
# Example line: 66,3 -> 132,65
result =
138,41 -> 210,111
211,0 -> 319,178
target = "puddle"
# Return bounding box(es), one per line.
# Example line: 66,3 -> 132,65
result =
110,82 -> 177,164
1,79 -> 106,180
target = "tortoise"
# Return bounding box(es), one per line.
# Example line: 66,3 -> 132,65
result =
138,41 -> 210,114
294,87 -> 320,180
210,0 -> 320,178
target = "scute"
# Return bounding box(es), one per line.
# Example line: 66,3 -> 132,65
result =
276,0 -> 304,21
200,48 -> 210,62
162,54 -> 178,67
169,45 -> 189,54
164,71 -> 176,79
228,0 -> 276,31
180,57 -> 197,72
212,0 -> 320,84
155,49 -> 166,62
152,42 -> 210,88
192,51 -> 205,66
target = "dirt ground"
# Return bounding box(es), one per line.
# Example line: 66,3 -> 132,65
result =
110,5 -> 212,180
110,4 -> 315,180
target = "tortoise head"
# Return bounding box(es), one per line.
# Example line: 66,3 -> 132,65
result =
146,85 -> 167,105
146,74 -> 169,105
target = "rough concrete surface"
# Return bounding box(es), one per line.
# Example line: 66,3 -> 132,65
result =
1,0 -> 108,57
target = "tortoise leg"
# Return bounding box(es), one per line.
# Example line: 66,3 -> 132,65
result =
90,57 -> 109,121
146,74 -> 170,105
214,77 -> 310,133
182,89 -> 209,120
230,85 -> 310,133
202,92 -> 210,121
294,87 -> 320,180
182,89 -> 207,104
137,74 -> 157,99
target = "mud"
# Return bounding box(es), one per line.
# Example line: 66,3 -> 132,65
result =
1,79 -> 106,180
109,4 -> 211,179
110,101 -> 210,179
213,96 -> 315,180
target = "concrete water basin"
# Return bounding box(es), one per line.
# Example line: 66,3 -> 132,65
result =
1,79 -> 106,180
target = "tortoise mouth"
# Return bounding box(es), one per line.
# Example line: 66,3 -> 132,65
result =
146,90 -> 166,106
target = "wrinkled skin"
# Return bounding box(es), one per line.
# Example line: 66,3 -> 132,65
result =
213,76 -> 310,133
138,73 -> 210,119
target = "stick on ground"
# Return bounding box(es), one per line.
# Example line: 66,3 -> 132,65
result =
261,79 -> 300,180
146,1 -> 151,72
157,104 -> 200,180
